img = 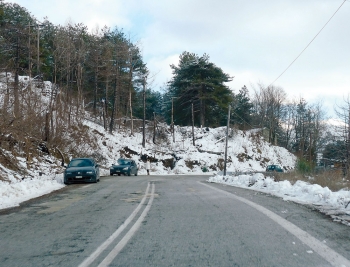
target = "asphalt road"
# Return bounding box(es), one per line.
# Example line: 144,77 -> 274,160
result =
1,175 -> 350,267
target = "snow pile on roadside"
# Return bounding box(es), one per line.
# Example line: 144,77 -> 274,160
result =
0,174 -> 64,210
0,153 -> 66,210
209,174 -> 350,225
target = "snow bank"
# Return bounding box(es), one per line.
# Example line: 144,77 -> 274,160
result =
0,174 -> 64,210
209,174 -> 350,225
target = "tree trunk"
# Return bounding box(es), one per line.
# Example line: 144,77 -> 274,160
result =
104,77 -> 109,131
93,67 -> 98,115
44,112 -> 50,142
109,73 -> 118,134
129,89 -> 133,135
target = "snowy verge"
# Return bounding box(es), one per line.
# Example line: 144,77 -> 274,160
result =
0,174 -> 65,210
208,174 -> 350,226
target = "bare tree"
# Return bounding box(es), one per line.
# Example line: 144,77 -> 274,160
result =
108,34 -> 129,134
252,84 -> 286,144
279,100 -> 297,149
334,96 -> 350,177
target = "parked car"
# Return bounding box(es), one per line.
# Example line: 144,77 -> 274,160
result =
110,159 -> 138,176
266,164 -> 284,172
64,158 -> 100,185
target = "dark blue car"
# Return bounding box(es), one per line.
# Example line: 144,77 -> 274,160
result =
266,164 -> 284,172
64,158 -> 100,184
110,159 -> 138,176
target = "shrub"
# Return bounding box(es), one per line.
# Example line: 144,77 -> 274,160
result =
296,158 -> 312,174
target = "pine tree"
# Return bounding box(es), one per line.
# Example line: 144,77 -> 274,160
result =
168,51 -> 233,127
232,85 -> 253,129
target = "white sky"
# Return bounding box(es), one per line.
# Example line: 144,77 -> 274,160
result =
6,0 -> 350,117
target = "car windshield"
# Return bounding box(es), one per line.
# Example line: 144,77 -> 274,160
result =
117,159 -> 131,165
69,159 -> 93,167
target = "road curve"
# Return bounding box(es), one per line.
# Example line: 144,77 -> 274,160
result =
0,175 -> 349,267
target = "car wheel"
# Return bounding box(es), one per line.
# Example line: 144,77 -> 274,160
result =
118,174 -> 121,176
110,172 -> 113,176
127,171 -> 131,176
135,172 -> 138,176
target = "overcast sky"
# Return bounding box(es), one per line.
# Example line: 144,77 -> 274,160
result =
6,0 -> 350,118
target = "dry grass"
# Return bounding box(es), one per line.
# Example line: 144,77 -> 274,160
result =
272,169 -> 350,192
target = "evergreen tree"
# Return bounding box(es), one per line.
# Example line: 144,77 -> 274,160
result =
168,51 -> 233,127
323,141 -> 346,162
232,85 -> 253,129
133,89 -> 162,120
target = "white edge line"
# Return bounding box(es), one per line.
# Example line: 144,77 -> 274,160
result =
78,182 -> 151,267
98,183 -> 155,267
200,181 -> 350,267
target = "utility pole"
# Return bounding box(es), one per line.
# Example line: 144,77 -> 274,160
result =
142,76 -> 146,148
153,112 -> 156,144
347,109 -> 350,178
172,97 -> 175,143
171,97 -> 175,143
37,23 -> 40,75
14,34 -> 20,118
171,97 -> 178,143
28,22 -> 36,139
28,22 -> 32,89
192,102 -> 195,146
224,105 -> 231,176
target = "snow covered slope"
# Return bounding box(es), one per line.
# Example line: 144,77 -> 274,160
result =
82,121 -> 296,175
0,118 -> 296,182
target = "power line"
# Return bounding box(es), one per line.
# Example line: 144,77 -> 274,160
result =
230,109 -> 255,129
267,0 -> 347,88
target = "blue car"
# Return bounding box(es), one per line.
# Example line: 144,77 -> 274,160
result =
110,159 -> 138,176
64,158 -> 100,184
266,164 -> 284,172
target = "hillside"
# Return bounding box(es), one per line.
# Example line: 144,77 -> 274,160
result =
0,113 -> 296,183
83,120 -> 296,174
0,74 -> 297,182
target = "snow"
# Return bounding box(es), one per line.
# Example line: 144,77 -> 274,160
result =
209,173 -> 350,226
0,174 -> 64,210
2,166 -> 350,226
0,82 -> 349,226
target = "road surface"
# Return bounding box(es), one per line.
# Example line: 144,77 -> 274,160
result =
1,175 -> 349,266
